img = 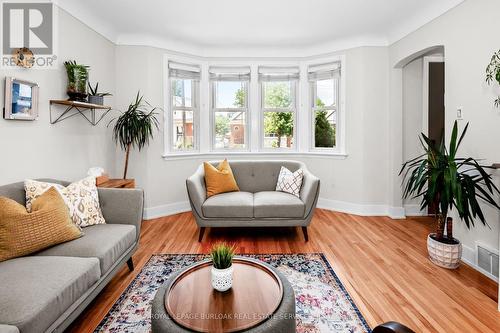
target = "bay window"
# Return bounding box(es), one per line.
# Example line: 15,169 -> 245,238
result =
259,67 -> 299,149
169,61 -> 200,151
209,67 -> 250,150
308,62 -> 340,150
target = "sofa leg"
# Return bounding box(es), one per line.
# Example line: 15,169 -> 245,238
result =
198,227 -> 206,242
127,258 -> 134,271
302,227 -> 309,242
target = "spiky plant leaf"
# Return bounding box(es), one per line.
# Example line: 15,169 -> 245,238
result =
400,121 -> 500,236
210,242 -> 236,269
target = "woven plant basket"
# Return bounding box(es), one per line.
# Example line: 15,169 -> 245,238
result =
427,233 -> 462,269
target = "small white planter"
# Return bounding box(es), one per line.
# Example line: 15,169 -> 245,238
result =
427,233 -> 462,269
211,265 -> 233,292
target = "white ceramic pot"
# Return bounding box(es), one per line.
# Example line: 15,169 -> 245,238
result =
427,233 -> 462,269
211,265 -> 233,292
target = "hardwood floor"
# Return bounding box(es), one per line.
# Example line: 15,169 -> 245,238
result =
67,209 -> 500,333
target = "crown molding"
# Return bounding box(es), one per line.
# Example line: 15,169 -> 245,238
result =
387,0 -> 465,44
54,0 -> 465,57
116,33 -> 388,59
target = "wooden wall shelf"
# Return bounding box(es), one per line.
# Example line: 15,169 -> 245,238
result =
50,99 -> 111,125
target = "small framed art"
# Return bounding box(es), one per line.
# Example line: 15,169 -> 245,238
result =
3,77 -> 39,120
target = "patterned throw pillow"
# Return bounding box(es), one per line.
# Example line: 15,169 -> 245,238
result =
276,166 -> 304,197
24,176 -> 106,228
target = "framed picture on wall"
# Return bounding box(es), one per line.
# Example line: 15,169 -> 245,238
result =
3,77 -> 39,120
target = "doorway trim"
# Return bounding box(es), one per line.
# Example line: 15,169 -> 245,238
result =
422,56 -> 444,137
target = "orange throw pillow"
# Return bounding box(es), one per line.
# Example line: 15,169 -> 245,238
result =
204,159 -> 240,197
0,187 -> 82,262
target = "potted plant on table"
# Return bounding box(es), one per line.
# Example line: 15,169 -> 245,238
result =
400,121 -> 500,269
210,242 -> 236,292
108,92 -> 159,179
87,82 -> 112,105
64,60 -> 89,102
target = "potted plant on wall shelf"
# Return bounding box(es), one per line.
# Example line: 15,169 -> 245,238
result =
210,242 -> 236,292
486,49 -> 500,108
87,82 -> 112,105
400,121 -> 500,269
64,60 -> 89,102
108,92 -> 159,179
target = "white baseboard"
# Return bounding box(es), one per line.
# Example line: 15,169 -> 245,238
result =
404,204 -> 427,216
313,198 -> 406,219
143,201 -> 191,220
461,244 -> 498,282
144,198 -> 407,220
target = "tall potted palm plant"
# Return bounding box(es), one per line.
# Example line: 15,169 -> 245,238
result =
109,92 -> 159,179
400,121 -> 500,269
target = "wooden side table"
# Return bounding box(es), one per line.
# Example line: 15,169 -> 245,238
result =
97,178 -> 135,189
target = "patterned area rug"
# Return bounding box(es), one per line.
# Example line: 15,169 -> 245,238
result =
95,253 -> 370,333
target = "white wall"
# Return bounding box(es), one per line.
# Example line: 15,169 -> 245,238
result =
112,46 -> 392,218
0,8 -> 116,185
402,58 -> 423,209
389,0 -> 500,263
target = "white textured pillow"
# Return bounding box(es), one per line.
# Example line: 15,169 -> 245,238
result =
275,166 -> 304,197
24,176 -> 106,228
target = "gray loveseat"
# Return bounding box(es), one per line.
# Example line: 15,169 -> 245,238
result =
186,160 -> 320,242
0,179 -> 144,333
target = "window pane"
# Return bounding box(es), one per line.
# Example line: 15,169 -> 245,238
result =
172,79 -> 193,107
314,110 -> 336,148
172,110 -> 194,150
315,79 -> 336,107
214,111 -> 246,149
215,81 -> 246,108
263,112 -> 294,148
264,81 -> 292,109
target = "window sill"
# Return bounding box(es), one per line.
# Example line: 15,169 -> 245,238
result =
162,151 -> 348,161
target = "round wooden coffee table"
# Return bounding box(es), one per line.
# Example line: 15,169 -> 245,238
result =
164,257 -> 284,333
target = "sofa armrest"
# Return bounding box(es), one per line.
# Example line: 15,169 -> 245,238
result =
300,168 -> 320,217
97,188 -> 144,241
186,165 -> 207,218
0,324 -> 19,333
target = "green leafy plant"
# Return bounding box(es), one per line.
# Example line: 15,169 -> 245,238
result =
87,82 -> 112,97
486,49 -> 500,108
63,60 -> 89,96
210,242 -> 236,269
262,82 -> 294,148
314,98 -> 335,148
400,121 -> 500,243
108,92 -> 159,179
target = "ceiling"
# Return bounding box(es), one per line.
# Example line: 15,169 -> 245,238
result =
56,0 -> 464,56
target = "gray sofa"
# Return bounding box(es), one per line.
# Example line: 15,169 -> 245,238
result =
0,179 -> 144,333
186,160 -> 320,242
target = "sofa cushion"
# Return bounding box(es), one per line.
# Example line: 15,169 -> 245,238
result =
35,224 -> 135,274
227,160 -> 303,193
202,192 -> 254,218
0,256 -> 100,333
254,191 -> 305,218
